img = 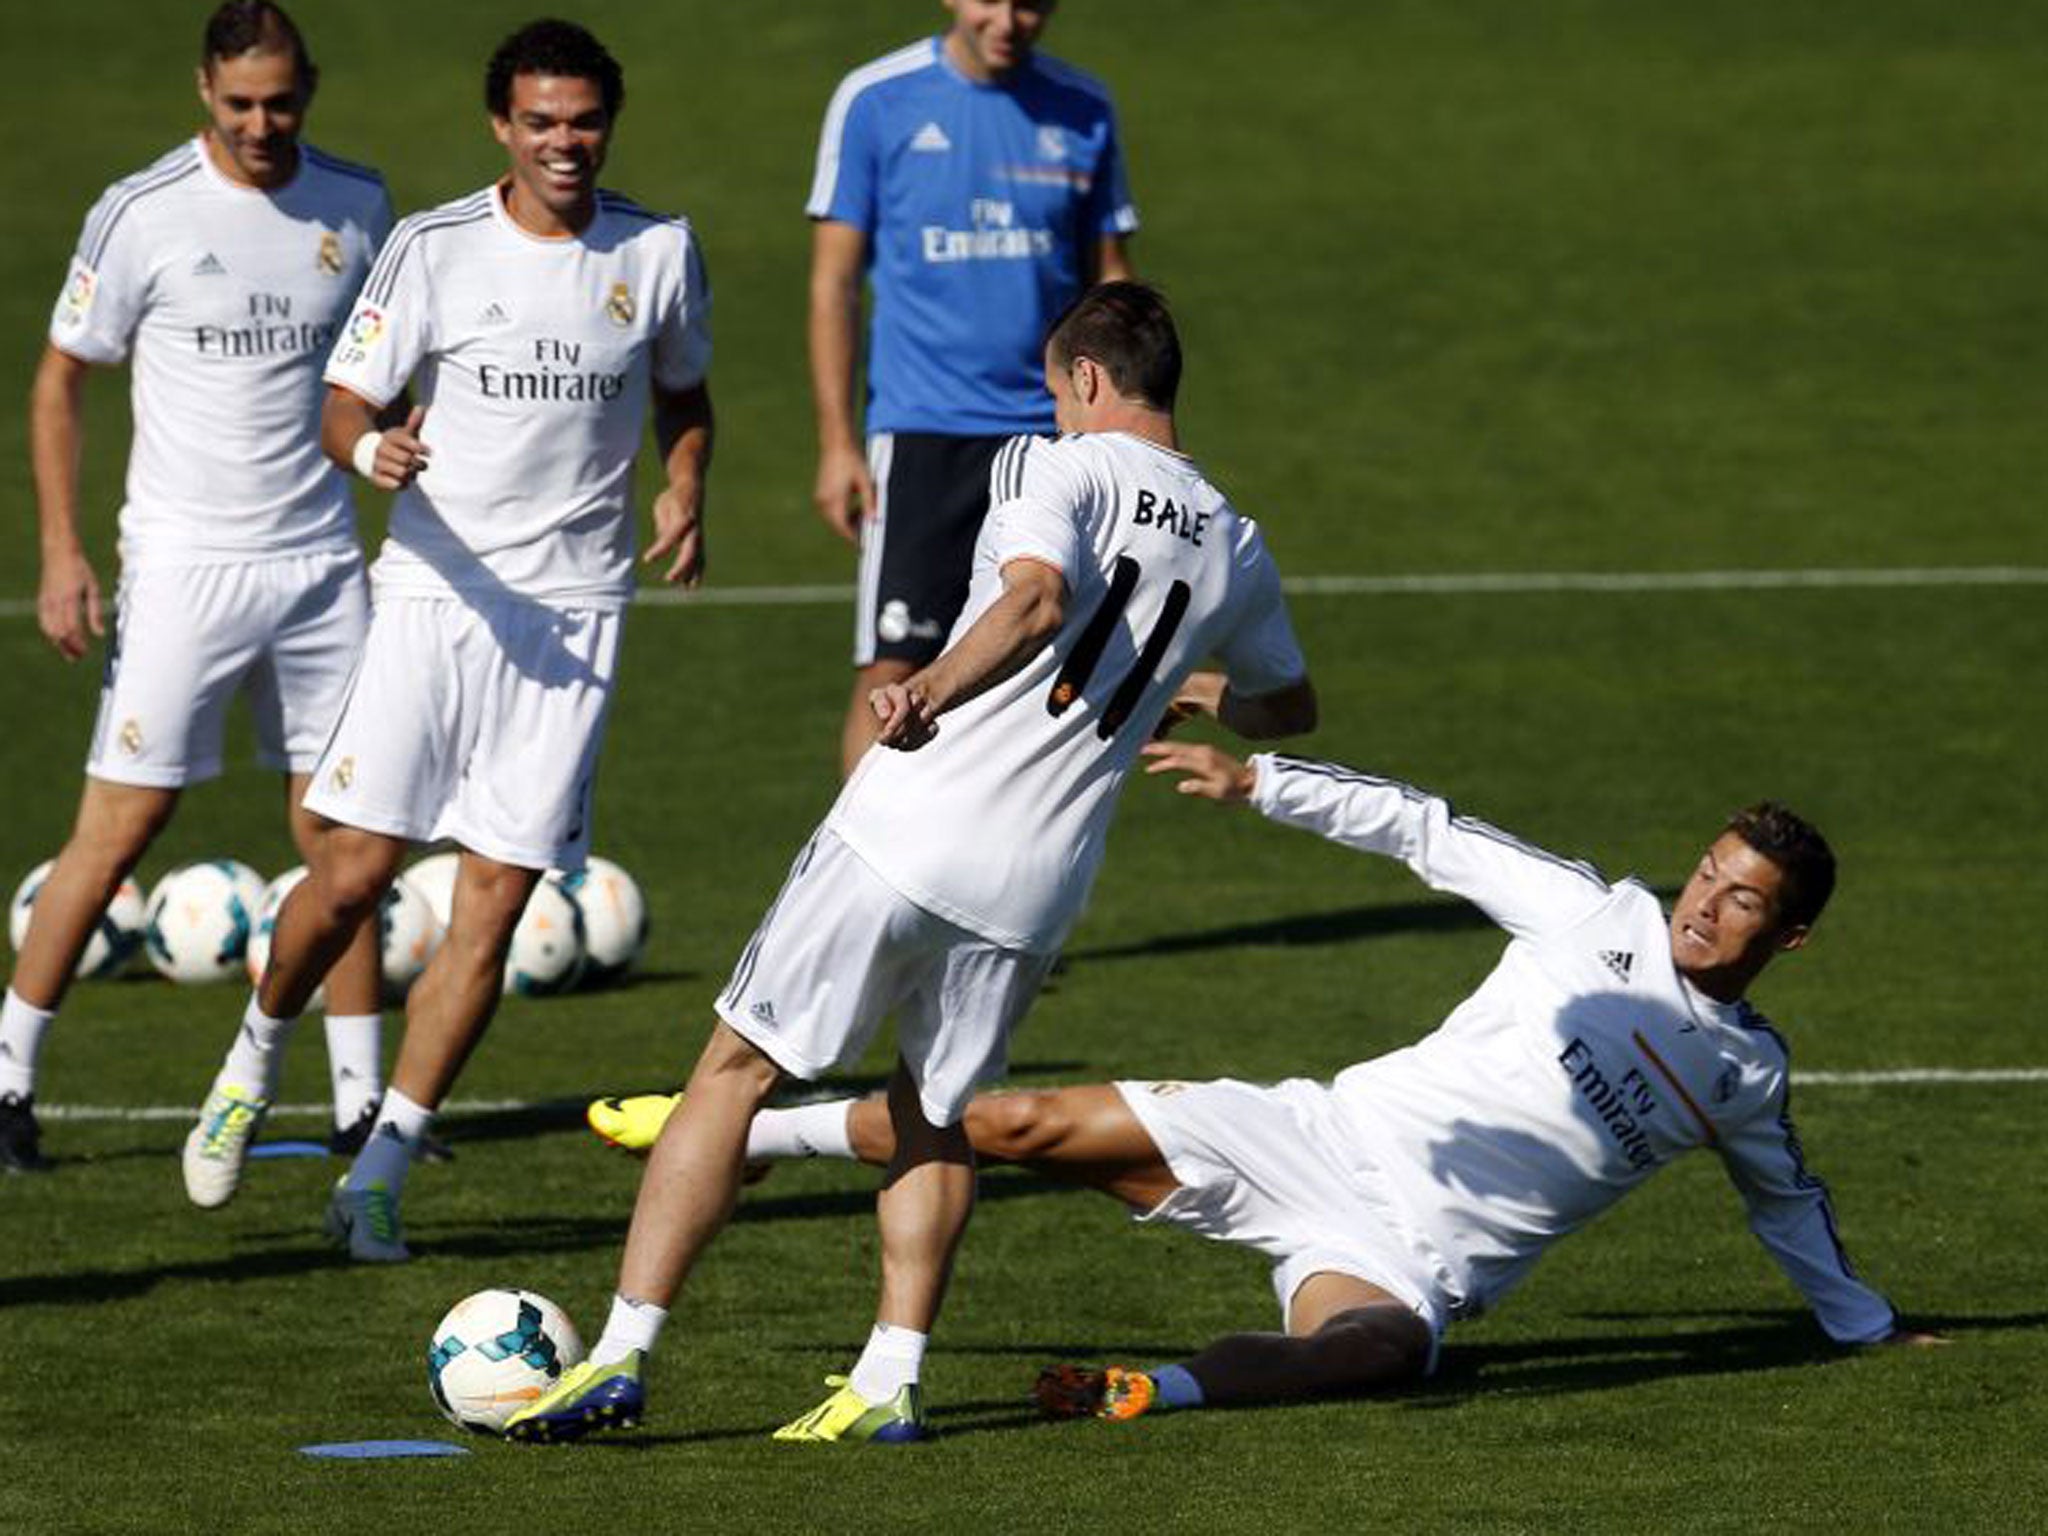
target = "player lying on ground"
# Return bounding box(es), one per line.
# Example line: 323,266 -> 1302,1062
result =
592,739 -> 1941,1418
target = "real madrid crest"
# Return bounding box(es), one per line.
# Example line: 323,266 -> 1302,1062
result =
317,231 -> 344,276
605,281 -> 635,327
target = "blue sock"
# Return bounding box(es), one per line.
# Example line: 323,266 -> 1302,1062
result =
1146,1363 -> 1205,1410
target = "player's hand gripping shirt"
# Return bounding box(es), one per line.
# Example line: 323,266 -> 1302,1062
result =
807,38 -> 1138,435
48,138 -> 391,566
830,432 -> 1307,953
1248,756 -> 1898,1344
325,185 -> 712,610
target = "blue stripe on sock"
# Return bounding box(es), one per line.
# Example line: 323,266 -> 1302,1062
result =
1147,1363 -> 1204,1410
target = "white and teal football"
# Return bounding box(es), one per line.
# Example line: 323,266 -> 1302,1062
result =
551,856 -> 647,987
379,872 -> 442,999
427,1288 -> 585,1433
143,859 -> 266,984
9,859 -> 146,980
504,878 -> 586,996
405,850 -> 461,931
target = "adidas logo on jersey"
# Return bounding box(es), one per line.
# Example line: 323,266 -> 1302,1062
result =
1598,949 -> 1634,982
910,121 -> 952,153
191,252 -> 227,277
477,302 -> 511,327
750,1000 -> 778,1029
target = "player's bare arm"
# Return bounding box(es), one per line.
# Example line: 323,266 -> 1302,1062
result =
28,343 -> 102,660
1089,232 -> 1135,286
645,381 -> 714,587
807,219 -> 874,542
871,557 -> 1067,750
1155,667 -> 1317,743
321,384 -> 428,492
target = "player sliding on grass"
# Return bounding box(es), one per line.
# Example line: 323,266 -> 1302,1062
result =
508,283 -> 1317,1445
592,740 -> 1941,1419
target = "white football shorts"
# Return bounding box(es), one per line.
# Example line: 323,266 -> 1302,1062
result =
717,828 -> 1054,1126
301,595 -> 620,870
86,550 -> 368,788
1117,1076 -> 1452,1362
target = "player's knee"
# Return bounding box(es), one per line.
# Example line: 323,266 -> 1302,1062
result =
308,839 -> 403,921
974,1090 -> 1065,1161
71,793 -> 175,869
1312,1307 -> 1432,1390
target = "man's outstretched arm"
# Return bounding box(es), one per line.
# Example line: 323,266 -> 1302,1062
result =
1142,742 -> 1610,941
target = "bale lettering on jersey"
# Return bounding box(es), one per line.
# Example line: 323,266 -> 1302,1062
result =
1557,1037 -> 1657,1170
1132,488 -> 1208,546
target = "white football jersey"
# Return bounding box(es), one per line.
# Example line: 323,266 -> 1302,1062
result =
48,138 -> 390,566
1249,755 -> 1898,1343
830,432 -> 1307,952
325,185 -> 713,609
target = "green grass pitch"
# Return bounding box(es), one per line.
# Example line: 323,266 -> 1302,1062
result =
1,2 -> 2043,1531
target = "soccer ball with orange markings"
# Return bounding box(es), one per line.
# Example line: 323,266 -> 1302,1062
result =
427,1289 -> 585,1433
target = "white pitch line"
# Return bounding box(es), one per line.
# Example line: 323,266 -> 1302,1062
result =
40,1097 -> 549,1123
5,567 -> 2046,621
35,1068 -> 2048,1121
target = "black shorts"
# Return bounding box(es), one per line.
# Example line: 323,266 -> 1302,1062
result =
854,432 -> 1016,667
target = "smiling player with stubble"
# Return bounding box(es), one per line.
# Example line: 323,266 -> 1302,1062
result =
180,19 -> 714,1263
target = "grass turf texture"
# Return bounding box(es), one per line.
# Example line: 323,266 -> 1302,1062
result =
1,1 -> 2043,1531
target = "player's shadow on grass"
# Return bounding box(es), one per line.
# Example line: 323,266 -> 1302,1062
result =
1413,1306 -> 2034,1402
1071,885 -> 1684,965
1069,899 -> 1497,962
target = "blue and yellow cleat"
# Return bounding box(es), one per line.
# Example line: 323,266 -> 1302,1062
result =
504,1352 -> 646,1444
586,1092 -> 682,1155
772,1376 -> 928,1444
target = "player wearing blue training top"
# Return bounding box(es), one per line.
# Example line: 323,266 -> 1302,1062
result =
808,0 -> 1139,774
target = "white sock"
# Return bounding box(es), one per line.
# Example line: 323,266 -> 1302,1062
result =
219,994 -> 299,1100
322,1013 -> 383,1129
592,1294 -> 668,1366
848,1323 -> 927,1403
346,1086 -> 431,1193
744,1099 -> 855,1162
0,989 -> 56,1099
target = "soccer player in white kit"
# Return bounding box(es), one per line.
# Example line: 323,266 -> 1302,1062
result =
179,19 -> 714,1256
710,741 -> 1944,1418
507,282 -> 1318,1444
0,3 -> 394,1175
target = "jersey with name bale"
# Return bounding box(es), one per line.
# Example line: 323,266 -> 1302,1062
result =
829,431 -> 1306,953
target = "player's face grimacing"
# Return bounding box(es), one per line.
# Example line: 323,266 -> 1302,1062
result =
1667,832 -> 1808,1001
493,72 -> 612,237
196,50 -> 309,190
944,0 -> 1055,81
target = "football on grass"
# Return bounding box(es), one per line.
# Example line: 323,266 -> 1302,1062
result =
427,1289 -> 585,1433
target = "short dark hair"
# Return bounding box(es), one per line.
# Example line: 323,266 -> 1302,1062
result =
202,1 -> 316,89
1045,281 -> 1183,410
1726,801 -> 1836,930
485,19 -> 624,120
